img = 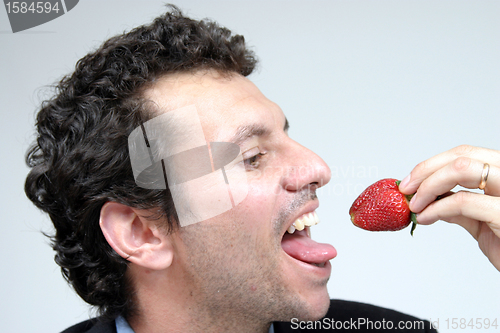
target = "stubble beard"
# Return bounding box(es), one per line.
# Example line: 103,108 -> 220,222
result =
177,189 -> 325,330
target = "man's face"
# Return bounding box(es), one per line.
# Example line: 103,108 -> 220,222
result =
145,71 -> 336,323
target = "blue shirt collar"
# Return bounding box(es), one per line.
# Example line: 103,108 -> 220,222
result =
116,316 -> 275,333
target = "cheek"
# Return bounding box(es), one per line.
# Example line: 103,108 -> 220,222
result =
233,182 -> 278,233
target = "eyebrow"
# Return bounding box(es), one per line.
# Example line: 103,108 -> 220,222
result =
230,118 -> 289,146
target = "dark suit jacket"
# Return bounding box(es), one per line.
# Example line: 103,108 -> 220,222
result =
61,299 -> 438,332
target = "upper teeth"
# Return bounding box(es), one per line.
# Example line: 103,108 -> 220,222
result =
287,211 -> 320,234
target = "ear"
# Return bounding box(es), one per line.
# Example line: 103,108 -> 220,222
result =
99,202 -> 174,270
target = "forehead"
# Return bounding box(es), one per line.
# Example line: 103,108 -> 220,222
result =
143,71 -> 285,141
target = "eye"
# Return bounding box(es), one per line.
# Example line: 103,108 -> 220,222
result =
242,147 -> 266,170
245,154 -> 264,168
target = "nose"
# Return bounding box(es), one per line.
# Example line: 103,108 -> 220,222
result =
280,139 -> 331,193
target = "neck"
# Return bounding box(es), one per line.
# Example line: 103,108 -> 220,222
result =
129,297 -> 273,333
127,265 -> 272,333
131,315 -> 271,333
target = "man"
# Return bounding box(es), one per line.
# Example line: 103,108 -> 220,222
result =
25,6 -> 438,333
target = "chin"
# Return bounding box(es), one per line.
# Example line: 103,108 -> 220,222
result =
290,288 -> 331,322
307,292 -> 332,320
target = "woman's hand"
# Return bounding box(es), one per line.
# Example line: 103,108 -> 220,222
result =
398,145 -> 500,271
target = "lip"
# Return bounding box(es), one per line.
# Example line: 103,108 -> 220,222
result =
282,250 -> 333,278
279,199 -> 336,278
282,200 -> 319,237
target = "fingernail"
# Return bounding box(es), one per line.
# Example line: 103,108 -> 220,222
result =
409,192 -> 417,209
399,174 -> 411,190
415,213 -> 429,225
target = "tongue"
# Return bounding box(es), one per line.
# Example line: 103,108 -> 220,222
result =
281,230 -> 337,264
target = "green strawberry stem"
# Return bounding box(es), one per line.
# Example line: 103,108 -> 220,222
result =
410,212 -> 418,236
395,180 -> 418,236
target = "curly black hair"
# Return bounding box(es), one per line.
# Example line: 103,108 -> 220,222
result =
24,5 -> 256,320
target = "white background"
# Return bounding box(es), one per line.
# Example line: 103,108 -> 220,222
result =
1,1 -> 499,332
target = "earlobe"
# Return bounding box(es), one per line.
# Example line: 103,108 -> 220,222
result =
99,202 -> 174,270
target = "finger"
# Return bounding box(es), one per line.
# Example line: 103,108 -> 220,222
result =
409,158 -> 500,213
437,215 -> 500,272
416,207 -> 481,239
476,224 -> 500,272
399,145 -> 500,195
417,194 -> 500,271
417,191 -> 500,238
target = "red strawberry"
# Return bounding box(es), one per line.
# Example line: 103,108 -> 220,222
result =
349,178 -> 417,235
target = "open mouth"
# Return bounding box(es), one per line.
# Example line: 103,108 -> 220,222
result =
281,211 -> 337,268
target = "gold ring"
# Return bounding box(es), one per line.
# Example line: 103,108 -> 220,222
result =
478,163 -> 490,190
